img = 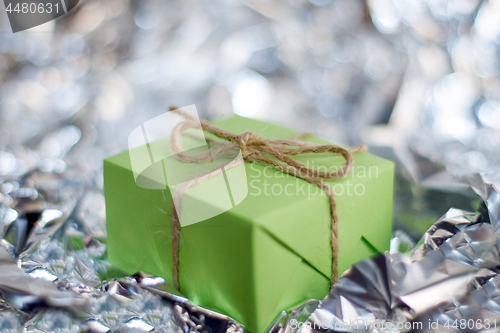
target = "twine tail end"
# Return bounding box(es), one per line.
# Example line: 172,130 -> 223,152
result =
351,144 -> 368,153
172,208 -> 181,291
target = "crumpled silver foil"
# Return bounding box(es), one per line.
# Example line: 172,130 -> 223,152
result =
266,184 -> 500,333
0,171 -> 247,332
1,0 -> 500,331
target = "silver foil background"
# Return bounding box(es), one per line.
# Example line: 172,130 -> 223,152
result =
269,184 -> 500,333
1,0 -> 500,332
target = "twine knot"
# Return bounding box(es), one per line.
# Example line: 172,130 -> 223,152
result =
167,106 -> 366,290
236,131 -> 262,158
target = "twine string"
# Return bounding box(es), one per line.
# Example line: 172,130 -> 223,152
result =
168,107 -> 366,289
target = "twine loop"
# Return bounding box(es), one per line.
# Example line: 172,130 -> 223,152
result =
168,106 -> 366,290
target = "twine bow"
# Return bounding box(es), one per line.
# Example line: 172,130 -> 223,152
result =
168,107 -> 366,289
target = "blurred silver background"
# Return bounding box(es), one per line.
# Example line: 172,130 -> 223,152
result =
0,0 -> 499,331
2,0 -> 499,237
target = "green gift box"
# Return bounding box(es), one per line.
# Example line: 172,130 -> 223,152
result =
104,114 -> 394,333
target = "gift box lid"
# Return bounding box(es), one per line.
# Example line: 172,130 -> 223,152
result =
104,114 -> 394,332
105,115 -> 393,278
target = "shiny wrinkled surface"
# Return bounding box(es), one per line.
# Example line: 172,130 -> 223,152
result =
0,173 -> 245,333
267,184 -> 500,333
1,0 -> 500,331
